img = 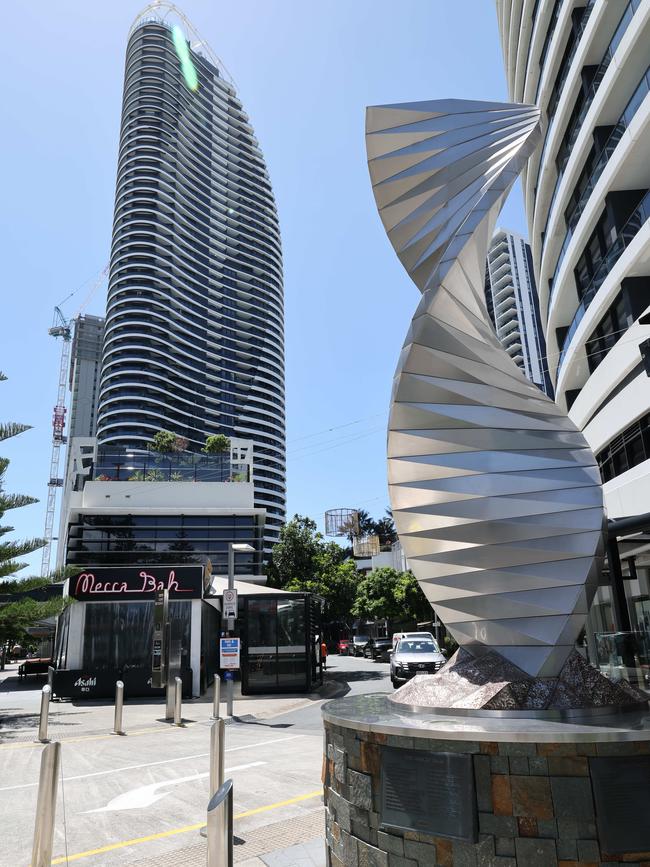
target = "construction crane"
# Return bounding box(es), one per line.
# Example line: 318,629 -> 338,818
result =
41,266 -> 109,578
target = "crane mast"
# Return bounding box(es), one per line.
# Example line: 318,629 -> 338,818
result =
41,307 -> 72,577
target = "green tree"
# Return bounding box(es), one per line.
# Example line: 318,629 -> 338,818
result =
0,372 -> 45,578
202,433 -> 230,454
352,567 -> 432,623
285,553 -> 357,628
394,570 -> 431,622
352,567 -> 405,621
149,430 -> 188,453
267,515 -> 328,587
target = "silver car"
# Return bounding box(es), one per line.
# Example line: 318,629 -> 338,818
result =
390,637 -> 446,688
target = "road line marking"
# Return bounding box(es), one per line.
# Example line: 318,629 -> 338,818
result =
50,789 -> 322,864
0,734 -> 304,792
0,724 -> 193,751
82,762 -> 265,813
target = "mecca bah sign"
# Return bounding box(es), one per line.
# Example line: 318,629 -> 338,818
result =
68,566 -> 204,601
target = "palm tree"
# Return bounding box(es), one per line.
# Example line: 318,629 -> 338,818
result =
0,372 -> 45,578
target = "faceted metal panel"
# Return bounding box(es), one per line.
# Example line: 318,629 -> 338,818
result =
366,99 -> 605,677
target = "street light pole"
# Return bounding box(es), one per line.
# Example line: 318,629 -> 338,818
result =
224,542 -> 254,717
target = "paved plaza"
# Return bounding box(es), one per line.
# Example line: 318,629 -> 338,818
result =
0,654 -> 390,866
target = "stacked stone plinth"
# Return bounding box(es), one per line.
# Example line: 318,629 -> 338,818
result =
324,715 -> 650,867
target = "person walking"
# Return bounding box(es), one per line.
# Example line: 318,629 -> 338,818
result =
321,640 -> 328,670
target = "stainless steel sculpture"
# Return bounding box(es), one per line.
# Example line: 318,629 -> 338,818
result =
367,99 -> 605,678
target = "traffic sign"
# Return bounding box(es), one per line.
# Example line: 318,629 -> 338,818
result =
220,637 -> 240,670
223,588 -> 238,619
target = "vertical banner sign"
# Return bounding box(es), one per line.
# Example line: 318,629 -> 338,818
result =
220,637 -> 241,670
223,588 -> 238,619
151,588 -> 168,688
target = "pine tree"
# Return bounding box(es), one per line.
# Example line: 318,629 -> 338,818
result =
0,372 -> 45,578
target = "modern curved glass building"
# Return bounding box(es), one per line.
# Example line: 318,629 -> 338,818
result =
96,6 -> 286,548
497,1 -> 650,658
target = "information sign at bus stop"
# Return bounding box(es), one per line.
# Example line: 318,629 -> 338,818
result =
220,637 -> 240,670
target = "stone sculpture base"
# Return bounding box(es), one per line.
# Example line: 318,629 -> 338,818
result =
323,694 -> 650,867
390,648 -> 647,712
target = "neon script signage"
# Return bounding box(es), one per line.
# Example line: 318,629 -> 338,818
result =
69,566 -> 204,601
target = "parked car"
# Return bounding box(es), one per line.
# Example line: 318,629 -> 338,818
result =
392,631 -> 435,647
337,639 -> 351,655
351,635 -> 370,657
364,637 -> 393,661
390,637 -> 446,688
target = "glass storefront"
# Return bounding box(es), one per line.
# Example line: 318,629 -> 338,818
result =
240,595 -> 322,694
82,600 -> 192,674
584,556 -> 650,693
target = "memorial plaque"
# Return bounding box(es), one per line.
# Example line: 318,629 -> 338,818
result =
380,747 -> 477,842
590,755 -> 650,853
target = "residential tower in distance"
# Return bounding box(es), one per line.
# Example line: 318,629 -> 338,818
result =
484,228 -> 553,396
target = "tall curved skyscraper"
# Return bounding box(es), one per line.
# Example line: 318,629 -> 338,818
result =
96,6 -> 285,548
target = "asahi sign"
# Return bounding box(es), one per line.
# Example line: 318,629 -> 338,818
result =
68,566 -> 204,601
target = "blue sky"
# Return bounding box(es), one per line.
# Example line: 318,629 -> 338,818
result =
2,1 -> 527,576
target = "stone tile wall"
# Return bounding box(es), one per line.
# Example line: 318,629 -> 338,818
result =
323,721 -> 650,867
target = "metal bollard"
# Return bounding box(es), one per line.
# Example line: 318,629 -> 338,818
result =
206,778 -> 233,867
174,676 -> 183,726
210,718 -> 225,795
113,680 -> 125,735
37,685 -> 51,743
31,741 -> 61,867
212,673 -> 221,719
226,674 -> 234,718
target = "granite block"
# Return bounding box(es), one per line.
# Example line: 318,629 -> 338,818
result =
377,831 -> 404,856
473,755 -> 493,812
360,741 -> 381,778
511,775 -> 553,819
498,742 -> 537,757
386,856 -> 416,867
480,742 -> 499,755
495,837 -> 516,857
492,775 -> 513,815
528,757 -> 549,776
508,756 -> 529,775
513,837 -> 557,866
341,830 -> 359,867
550,777 -> 594,821
536,819 -> 558,838
349,769 -> 373,811
556,838 -> 577,860
490,756 -> 509,774
547,756 -> 589,777
334,747 -> 347,783
577,839 -> 600,862
434,837 -> 453,867
352,818 -> 377,847
555,819 -> 597,840
517,816 -> 538,837
451,839 -> 478,867
403,839 -> 436,863
357,839 -> 389,867
478,813 -> 517,837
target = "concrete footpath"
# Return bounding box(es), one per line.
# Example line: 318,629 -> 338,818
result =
0,655 -> 390,865
0,662 -> 342,744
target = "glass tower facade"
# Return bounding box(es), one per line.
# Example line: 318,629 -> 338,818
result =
96,14 -> 286,551
497,0 -> 650,688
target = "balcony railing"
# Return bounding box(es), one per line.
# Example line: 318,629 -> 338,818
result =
542,0 -> 641,260
556,188 -> 650,378
549,67 -> 650,303
91,450 -> 250,483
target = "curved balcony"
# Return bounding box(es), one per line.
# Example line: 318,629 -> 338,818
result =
557,188 -> 650,377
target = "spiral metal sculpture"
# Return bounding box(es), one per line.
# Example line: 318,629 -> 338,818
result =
367,99 -> 605,678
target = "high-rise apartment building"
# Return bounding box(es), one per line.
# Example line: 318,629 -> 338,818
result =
68,314 -> 105,439
95,10 -> 286,550
497,0 -> 650,660
484,228 -> 553,396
